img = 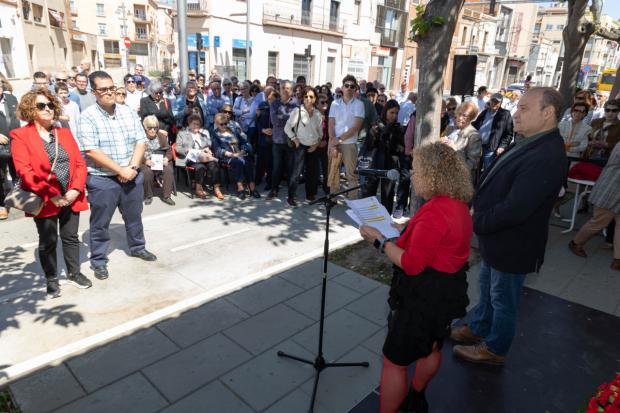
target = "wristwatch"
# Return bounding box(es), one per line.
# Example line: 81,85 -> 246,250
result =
130,165 -> 139,171
374,237 -> 394,254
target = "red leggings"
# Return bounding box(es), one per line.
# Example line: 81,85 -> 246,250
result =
379,342 -> 441,413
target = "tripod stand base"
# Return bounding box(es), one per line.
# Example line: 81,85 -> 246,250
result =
277,351 -> 369,413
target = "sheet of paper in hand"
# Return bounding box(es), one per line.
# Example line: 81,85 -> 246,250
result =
151,154 -> 164,171
345,196 -> 400,238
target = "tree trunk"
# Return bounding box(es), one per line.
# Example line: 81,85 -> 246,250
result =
414,0 -> 465,146
558,0 -> 596,112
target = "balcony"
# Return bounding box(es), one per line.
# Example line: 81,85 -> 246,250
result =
384,0 -> 407,11
262,4 -> 344,36
136,32 -> 149,40
377,27 -> 401,47
133,10 -> 150,23
187,0 -> 208,16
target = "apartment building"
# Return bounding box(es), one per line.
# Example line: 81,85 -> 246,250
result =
0,0 -> 28,80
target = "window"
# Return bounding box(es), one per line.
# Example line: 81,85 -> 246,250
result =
232,48 -> 247,79
534,23 -> 541,33
129,43 -> 148,56
347,59 -> 366,80
461,26 -> 468,46
96,3 -> 105,17
302,0 -> 312,25
545,24 -> 553,30
32,4 -> 43,23
136,24 -> 147,40
134,7 -> 146,20
104,40 -> 119,54
293,54 -> 310,82
98,23 -> 107,35
22,1 -> 30,20
556,24 -> 564,30
354,0 -> 361,25
268,51 -> 278,77
329,0 -> 340,30
70,0 -> 77,14
72,19 -> 78,29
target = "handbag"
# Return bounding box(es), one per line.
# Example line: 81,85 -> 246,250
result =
287,107 -> 302,149
0,143 -> 10,160
4,129 -> 59,215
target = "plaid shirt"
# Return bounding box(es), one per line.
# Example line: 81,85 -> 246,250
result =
77,103 -> 147,176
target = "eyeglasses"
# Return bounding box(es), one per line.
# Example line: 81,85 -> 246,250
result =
304,95 -> 316,100
116,93 -> 127,97
605,108 -> 619,113
223,83 -> 232,87
217,122 -> 228,128
447,107 -> 456,111
343,83 -> 356,89
36,102 -> 55,111
68,76 -> 75,80
146,126 -> 158,131
222,110 -> 233,115
336,93 -> 343,97
55,78 -> 67,82
96,86 -> 117,94
318,100 -> 328,105
572,109 -> 586,114
153,90 -> 163,95
126,80 -> 136,84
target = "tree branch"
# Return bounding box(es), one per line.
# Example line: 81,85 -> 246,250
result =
597,27 -> 620,42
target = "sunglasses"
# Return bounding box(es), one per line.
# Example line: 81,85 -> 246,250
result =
343,83 -> 356,89
126,80 -> 136,84
222,110 -> 233,114
116,93 -> 127,97
96,86 -> 117,94
146,126 -> 159,131
223,83 -> 232,87
304,95 -> 316,99
605,108 -> 619,113
36,102 -> 55,111
447,107 -> 456,111
56,78 -> 67,82
318,100 -> 328,105
572,109 -> 586,114
217,122 -> 228,127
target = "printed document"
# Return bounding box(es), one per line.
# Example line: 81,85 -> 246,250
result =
345,196 -> 400,238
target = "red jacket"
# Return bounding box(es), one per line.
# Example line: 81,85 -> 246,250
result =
10,124 -> 88,218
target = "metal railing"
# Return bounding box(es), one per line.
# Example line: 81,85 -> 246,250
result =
187,0 -> 207,12
262,4 -> 344,33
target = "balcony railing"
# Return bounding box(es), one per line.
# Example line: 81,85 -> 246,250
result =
136,33 -> 149,40
377,27 -> 401,47
187,0 -> 208,15
384,0 -> 407,11
262,4 -> 344,34
134,10 -> 147,20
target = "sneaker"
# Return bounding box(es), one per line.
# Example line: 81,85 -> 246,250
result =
251,189 -> 261,199
46,278 -> 61,298
161,197 -> 176,206
131,249 -> 157,261
453,343 -> 506,365
0,207 -> 8,220
267,190 -> 277,200
67,272 -> 93,289
287,197 -> 298,207
144,197 -> 153,205
93,265 -> 109,280
392,207 -> 404,219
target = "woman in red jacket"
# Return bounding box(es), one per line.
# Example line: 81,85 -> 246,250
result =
360,142 -> 474,413
11,89 -> 91,298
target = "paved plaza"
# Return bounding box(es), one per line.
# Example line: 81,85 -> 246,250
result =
1,187 -> 619,412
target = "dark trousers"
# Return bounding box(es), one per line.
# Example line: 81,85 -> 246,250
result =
396,169 -> 411,211
246,127 -> 258,156
186,160 -> 220,186
317,148 -> 329,194
86,173 -> 146,268
289,145 -> 320,199
255,143 -> 273,187
228,157 -> 255,183
271,143 -> 293,192
0,156 -> 16,207
141,163 -> 174,199
363,176 -> 397,214
34,207 -> 80,279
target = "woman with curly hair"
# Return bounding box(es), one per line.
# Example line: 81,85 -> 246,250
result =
359,142 -> 474,413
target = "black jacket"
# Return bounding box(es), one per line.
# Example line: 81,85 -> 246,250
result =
0,93 -> 19,137
364,121 -> 406,170
473,128 -> 567,274
139,96 -> 175,137
472,107 -> 513,151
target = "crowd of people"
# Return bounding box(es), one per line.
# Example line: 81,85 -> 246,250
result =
1,61 -> 619,413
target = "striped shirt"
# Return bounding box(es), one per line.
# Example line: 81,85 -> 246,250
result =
77,103 -> 147,176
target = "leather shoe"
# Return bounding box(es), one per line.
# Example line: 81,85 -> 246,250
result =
453,343 -> 506,365
611,259 -> 620,271
161,197 -> 176,206
568,240 -> 587,258
131,249 -> 157,261
0,207 -> 8,220
93,266 -> 109,280
450,325 -> 483,345
144,197 -> 153,205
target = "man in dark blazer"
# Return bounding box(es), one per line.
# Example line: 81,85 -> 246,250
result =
0,83 -> 20,220
450,87 -> 567,364
472,93 -> 514,173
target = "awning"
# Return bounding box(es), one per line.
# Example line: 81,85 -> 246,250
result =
49,9 -> 64,24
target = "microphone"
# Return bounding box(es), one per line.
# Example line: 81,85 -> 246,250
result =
355,168 -> 399,181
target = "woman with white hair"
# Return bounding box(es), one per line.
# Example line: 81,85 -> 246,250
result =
139,79 -> 175,142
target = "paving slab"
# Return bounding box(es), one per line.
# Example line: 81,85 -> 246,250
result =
263,388 -> 331,413
159,380 -> 255,413
277,259 -> 346,290
285,281 -> 361,321
224,276 -> 304,315
51,373 -> 168,413
361,327 -> 387,357
292,309 -> 383,361
221,340 -> 315,411
65,327 -> 179,392
156,298 -> 249,348
331,270 -> 384,295
344,285 -> 390,327
223,304 -> 315,355
142,333 -> 252,402
10,364 -> 85,413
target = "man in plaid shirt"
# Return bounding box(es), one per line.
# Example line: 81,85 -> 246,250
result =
78,71 -> 157,281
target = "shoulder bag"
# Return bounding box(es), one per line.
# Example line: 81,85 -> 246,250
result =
4,129 -> 59,216
287,107 -> 302,149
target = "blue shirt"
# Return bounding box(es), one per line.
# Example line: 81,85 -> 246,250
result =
205,94 -> 231,128
270,98 -> 299,145
479,110 -> 496,146
77,103 -> 147,175
233,96 -> 258,131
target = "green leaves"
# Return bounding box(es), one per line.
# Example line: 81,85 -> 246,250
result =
409,5 -> 446,40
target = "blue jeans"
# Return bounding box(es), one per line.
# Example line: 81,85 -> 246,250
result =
469,260 -> 526,356
481,149 -> 496,173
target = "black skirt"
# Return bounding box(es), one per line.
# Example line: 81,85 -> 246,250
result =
382,265 -> 469,366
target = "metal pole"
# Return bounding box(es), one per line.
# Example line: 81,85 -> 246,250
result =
178,0 -> 189,89
120,1 -> 129,72
246,0 -> 250,80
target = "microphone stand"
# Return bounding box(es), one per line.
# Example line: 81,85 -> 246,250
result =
277,184 -> 369,413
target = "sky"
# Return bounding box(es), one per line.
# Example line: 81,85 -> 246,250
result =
602,0 -> 620,21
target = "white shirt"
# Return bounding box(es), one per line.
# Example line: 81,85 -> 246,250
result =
505,100 -> 519,116
476,96 -> 488,113
62,100 -> 81,137
126,89 -> 146,112
328,97 -> 365,145
394,90 -> 409,104
398,101 -> 416,126
284,106 -> 323,146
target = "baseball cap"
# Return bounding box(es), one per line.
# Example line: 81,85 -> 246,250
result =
490,93 -> 503,102
133,75 -> 144,83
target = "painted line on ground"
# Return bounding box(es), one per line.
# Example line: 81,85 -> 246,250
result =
169,228 -> 252,252
0,233 -> 362,385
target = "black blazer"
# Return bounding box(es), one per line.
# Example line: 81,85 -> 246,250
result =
472,107 -> 514,151
0,93 -> 20,137
139,96 -> 175,137
473,128 -> 567,274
